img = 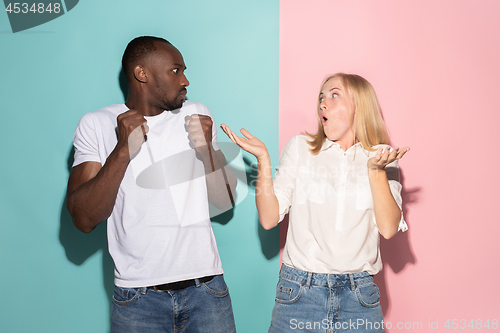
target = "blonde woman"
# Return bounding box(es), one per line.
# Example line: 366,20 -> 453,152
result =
222,73 -> 409,333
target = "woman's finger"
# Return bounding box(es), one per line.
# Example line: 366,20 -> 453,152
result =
220,124 -> 230,135
379,147 -> 390,163
240,128 -> 254,140
222,126 -> 241,146
221,125 -> 235,142
396,147 -> 410,159
230,131 -> 241,144
221,125 -> 243,146
389,147 -> 398,159
395,148 -> 404,160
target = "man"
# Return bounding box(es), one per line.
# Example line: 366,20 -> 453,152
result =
67,36 -> 237,332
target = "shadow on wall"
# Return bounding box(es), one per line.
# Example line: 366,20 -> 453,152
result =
242,156 -> 280,260
375,167 -> 420,317
119,69 -> 128,102
58,145 -> 115,305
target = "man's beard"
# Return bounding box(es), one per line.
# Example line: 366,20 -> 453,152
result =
157,86 -> 186,111
162,98 -> 183,111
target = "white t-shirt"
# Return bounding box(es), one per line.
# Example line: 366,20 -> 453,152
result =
72,101 -> 223,288
274,135 -> 407,275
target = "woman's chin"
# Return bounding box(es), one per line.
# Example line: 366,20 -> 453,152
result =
324,132 -> 337,141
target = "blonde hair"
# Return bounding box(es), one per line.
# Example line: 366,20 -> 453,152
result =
305,73 -> 390,155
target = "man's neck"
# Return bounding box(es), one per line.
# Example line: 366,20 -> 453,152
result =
125,96 -> 164,117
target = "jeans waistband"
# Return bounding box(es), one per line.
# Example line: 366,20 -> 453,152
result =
147,275 -> 216,292
279,264 -> 373,289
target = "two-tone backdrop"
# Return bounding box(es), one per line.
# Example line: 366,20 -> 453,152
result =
1,1 -> 499,332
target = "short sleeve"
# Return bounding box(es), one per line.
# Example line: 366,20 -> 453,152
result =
273,136 -> 300,223
385,159 -> 408,232
211,116 -> 219,151
72,113 -> 102,167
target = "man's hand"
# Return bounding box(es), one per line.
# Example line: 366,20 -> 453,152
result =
67,110 -> 149,233
117,110 -> 149,159
184,115 -> 237,209
185,114 -> 213,155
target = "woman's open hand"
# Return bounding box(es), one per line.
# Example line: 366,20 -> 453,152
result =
367,146 -> 410,171
221,124 -> 269,161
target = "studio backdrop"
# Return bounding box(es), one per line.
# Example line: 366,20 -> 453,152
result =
1,1 -> 499,332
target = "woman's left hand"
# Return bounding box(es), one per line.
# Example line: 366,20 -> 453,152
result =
367,146 -> 410,171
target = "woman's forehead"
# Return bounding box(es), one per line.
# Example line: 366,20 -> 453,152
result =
322,76 -> 345,93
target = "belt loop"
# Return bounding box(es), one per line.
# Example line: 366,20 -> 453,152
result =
195,278 -> 200,287
349,273 -> 355,291
305,272 -> 312,289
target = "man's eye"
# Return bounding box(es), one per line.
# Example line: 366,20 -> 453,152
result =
173,68 -> 178,74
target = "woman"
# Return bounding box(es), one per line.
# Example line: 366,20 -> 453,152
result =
222,73 -> 409,332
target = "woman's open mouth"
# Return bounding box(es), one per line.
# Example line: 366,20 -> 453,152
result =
321,113 -> 328,125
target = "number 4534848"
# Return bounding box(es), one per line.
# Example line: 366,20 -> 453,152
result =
5,3 -> 61,14
444,319 -> 498,329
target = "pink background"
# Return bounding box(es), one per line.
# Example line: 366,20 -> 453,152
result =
279,0 -> 500,330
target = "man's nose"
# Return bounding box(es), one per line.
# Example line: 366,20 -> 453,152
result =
181,73 -> 190,87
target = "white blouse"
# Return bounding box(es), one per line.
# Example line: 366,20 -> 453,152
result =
274,135 -> 407,275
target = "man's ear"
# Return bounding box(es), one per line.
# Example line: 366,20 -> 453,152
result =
133,65 -> 148,83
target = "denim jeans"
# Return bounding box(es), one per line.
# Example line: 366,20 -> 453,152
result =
268,265 -> 384,333
110,275 -> 236,333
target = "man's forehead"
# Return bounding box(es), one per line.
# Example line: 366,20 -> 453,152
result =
154,42 -> 183,61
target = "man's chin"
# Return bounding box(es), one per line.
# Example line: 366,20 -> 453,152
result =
163,101 -> 184,111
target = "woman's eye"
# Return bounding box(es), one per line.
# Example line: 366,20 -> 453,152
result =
319,97 -> 324,103
332,93 -> 338,98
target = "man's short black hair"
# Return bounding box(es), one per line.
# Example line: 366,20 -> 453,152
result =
122,36 -> 171,80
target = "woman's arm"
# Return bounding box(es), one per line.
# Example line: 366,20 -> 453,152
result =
221,125 -> 280,229
367,146 -> 410,239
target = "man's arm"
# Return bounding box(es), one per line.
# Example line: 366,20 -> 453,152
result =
203,147 -> 238,209
67,110 -> 147,233
185,114 -> 237,210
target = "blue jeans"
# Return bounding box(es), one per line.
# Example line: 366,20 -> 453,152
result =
268,265 -> 384,333
110,275 -> 236,333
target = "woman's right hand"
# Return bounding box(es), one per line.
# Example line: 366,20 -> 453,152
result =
220,124 -> 269,161
221,124 -> 279,229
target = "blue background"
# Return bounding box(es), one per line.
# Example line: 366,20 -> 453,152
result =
0,0 -> 280,332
